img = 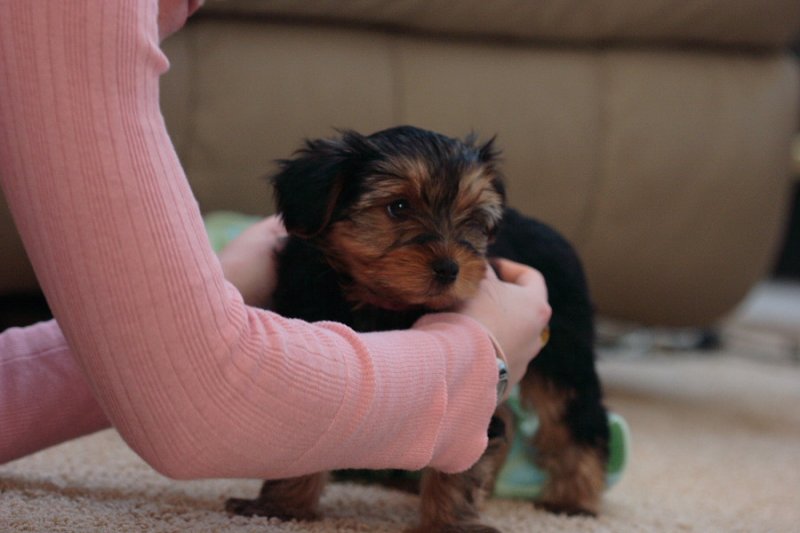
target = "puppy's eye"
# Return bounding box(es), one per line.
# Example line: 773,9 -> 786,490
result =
387,199 -> 411,219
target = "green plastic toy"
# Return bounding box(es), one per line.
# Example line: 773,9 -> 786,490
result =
494,387 -> 629,499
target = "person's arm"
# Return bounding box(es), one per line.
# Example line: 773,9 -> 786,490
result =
0,215 -> 281,465
0,215 -> 549,469
0,321 -> 108,464
0,0 -> 508,478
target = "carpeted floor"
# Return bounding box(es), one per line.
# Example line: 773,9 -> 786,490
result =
2,346 -> 798,532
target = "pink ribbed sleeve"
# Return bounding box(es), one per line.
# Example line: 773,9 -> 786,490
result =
0,321 -> 108,464
0,0 -> 497,477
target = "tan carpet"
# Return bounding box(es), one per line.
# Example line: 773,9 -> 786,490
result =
2,350 -> 799,532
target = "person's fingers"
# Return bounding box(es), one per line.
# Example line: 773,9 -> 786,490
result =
158,0 -> 204,41
491,258 -> 527,283
262,214 -> 287,235
492,258 -> 544,288
483,262 -> 499,281
260,216 -> 289,252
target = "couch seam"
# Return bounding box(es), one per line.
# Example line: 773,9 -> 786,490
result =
388,34 -> 405,125
575,49 -> 611,250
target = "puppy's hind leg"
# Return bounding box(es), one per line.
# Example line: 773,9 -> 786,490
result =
520,282 -> 609,516
226,472 -> 328,521
521,363 -> 608,516
490,208 -> 609,515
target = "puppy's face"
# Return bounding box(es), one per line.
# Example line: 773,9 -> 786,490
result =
273,126 -> 505,311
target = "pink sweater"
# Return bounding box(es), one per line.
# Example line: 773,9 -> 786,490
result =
0,1 -> 497,477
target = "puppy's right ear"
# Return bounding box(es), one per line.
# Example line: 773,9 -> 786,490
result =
271,131 -> 375,238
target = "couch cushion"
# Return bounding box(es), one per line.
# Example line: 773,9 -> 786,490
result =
202,0 -> 800,49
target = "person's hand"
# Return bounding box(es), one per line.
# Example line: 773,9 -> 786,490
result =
458,258 -> 551,393
158,0 -> 204,41
218,216 -> 287,308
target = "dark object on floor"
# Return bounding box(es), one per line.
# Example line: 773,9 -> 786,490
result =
774,181 -> 800,280
0,292 -> 52,330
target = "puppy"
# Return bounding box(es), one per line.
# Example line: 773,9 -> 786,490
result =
225,126 -> 609,532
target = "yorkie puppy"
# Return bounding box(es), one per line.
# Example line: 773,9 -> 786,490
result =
225,126 -> 609,532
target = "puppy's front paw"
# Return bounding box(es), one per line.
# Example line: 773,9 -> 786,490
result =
533,444 -> 604,517
225,497 -> 319,521
536,499 -> 597,517
409,523 -> 502,533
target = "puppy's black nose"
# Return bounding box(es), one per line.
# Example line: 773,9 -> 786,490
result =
432,258 -> 459,284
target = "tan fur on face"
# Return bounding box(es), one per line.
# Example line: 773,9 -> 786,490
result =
454,167 -> 505,224
323,156 -> 503,311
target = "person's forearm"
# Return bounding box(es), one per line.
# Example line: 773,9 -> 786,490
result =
0,321 -> 109,464
0,0 -> 496,477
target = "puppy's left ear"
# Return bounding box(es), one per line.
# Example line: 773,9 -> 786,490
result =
271,131 -> 376,238
477,135 -> 500,164
473,134 -> 506,204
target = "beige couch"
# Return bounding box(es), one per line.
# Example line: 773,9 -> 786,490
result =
2,0 -> 799,327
